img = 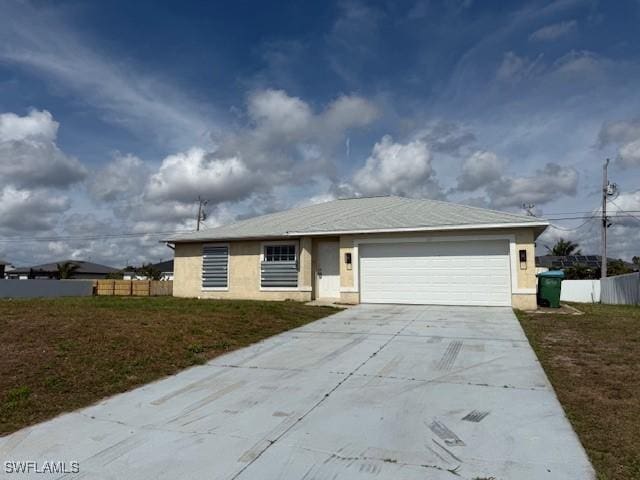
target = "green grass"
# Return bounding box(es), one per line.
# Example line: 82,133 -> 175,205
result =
516,303 -> 640,480
0,296 -> 338,435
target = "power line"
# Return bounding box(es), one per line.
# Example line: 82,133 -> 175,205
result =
545,214 -> 640,220
547,217 -> 597,232
608,199 -> 640,224
542,209 -> 640,215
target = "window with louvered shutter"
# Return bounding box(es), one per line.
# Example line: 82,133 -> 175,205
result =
261,244 -> 298,288
202,245 -> 228,289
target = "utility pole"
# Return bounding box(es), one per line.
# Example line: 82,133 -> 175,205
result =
601,159 -> 611,279
196,196 -> 208,231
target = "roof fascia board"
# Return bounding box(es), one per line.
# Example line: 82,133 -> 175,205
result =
287,221 -> 549,236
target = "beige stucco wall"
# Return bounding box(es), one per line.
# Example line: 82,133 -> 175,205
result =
173,239 -> 312,301
512,293 -> 537,310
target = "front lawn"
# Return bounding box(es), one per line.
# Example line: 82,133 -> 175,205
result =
516,304 -> 640,480
0,297 -> 337,435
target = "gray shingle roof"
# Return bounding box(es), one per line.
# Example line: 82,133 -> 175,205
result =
166,196 -> 548,243
10,260 -> 118,275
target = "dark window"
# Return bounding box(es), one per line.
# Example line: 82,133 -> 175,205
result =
264,245 -> 296,262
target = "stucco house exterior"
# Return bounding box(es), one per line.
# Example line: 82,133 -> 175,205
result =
166,196 -> 548,309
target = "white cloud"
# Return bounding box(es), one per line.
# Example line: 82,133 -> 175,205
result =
456,151 -> 505,191
619,140 -> 640,168
88,153 -> 150,202
0,186 -> 69,232
320,95 -> 379,137
87,90 -> 378,227
0,110 -> 58,142
146,147 -> 257,204
245,89 -> 378,147
352,135 -> 441,197
598,119 -> 640,147
487,163 -> 578,208
247,89 -> 312,139
416,121 -> 476,156
609,190 -> 640,226
0,110 -> 86,189
597,119 -> 640,168
529,20 -> 577,42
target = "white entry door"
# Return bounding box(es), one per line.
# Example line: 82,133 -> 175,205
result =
316,241 -> 340,299
359,240 -> 511,306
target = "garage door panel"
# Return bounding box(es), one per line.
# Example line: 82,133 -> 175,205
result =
360,240 -> 511,306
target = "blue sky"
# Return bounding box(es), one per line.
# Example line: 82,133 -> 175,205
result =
1,0 -> 640,267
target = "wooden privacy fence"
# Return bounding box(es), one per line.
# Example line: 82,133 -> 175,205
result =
96,280 -> 173,296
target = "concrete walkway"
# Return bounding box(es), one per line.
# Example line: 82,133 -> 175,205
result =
0,305 -> 595,479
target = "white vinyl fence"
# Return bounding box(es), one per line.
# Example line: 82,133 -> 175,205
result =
560,280 -> 601,303
600,272 -> 640,305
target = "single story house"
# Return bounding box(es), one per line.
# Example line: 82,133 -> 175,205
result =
7,260 -> 119,280
166,196 -> 548,309
123,260 -> 174,281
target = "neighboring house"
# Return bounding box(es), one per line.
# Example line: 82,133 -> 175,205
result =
166,196 -> 548,309
153,260 -> 174,281
536,255 -> 639,272
122,270 -> 145,280
7,260 -> 119,280
122,260 -> 174,280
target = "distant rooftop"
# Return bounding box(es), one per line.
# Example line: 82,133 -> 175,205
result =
536,255 -> 639,271
151,260 -> 173,272
10,260 -> 118,275
166,195 -> 548,243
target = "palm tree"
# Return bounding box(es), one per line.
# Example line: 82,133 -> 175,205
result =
546,239 -> 582,256
57,262 -> 80,279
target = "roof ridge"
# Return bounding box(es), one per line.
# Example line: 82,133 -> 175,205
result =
409,196 -> 539,222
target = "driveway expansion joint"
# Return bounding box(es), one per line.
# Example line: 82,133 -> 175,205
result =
231,314 -> 417,480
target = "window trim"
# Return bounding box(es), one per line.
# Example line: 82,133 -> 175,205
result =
201,242 -> 230,291
259,240 -> 301,291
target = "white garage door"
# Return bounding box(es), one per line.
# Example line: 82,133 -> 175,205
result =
359,240 -> 512,306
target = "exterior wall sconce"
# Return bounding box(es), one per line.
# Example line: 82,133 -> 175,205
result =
345,252 -> 352,270
519,249 -> 527,270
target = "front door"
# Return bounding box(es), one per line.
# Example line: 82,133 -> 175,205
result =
316,241 -> 340,299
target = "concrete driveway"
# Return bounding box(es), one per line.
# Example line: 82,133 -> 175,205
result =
1,305 -> 594,479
